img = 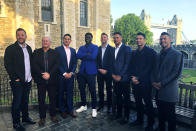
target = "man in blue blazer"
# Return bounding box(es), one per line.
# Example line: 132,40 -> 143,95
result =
151,32 -> 183,131
97,33 -> 113,113
55,34 -> 77,119
76,32 -> 99,118
129,33 -> 156,131
112,32 -> 132,124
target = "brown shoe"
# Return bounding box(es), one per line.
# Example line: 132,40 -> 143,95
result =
51,116 -> 59,123
69,112 -> 77,118
61,112 -> 67,119
38,118 -> 45,126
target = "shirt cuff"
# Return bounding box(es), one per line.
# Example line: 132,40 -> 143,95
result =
63,72 -> 67,76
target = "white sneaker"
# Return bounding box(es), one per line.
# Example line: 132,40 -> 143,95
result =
76,105 -> 87,113
92,109 -> 97,117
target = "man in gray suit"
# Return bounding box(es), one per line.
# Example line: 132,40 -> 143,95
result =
151,32 -> 183,131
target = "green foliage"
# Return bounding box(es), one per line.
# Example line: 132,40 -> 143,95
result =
181,69 -> 196,83
114,13 -> 153,45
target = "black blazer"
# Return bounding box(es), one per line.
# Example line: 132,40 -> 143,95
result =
4,42 -> 32,82
97,44 -> 114,73
32,48 -> 59,85
112,44 -> 132,82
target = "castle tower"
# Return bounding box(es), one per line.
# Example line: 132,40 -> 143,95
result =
140,9 -> 151,30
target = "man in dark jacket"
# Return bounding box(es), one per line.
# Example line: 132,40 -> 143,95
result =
130,32 -> 156,131
32,36 -> 59,126
4,28 -> 36,131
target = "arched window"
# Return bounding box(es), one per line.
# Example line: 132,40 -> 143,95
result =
80,0 -> 88,26
42,0 -> 53,22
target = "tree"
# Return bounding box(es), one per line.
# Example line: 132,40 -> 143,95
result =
114,13 -> 153,45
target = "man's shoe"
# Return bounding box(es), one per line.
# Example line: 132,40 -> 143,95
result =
51,116 -> 59,123
145,126 -> 154,131
76,105 -> 87,113
69,112 -> 77,118
92,109 -> 97,118
119,117 -> 129,125
97,106 -> 104,112
13,123 -> 25,131
61,112 -> 67,119
107,107 -> 112,114
129,120 -> 143,127
38,119 -> 45,126
22,117 -> 36,124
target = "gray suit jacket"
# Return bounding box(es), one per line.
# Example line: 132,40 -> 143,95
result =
151,47 -> 183,102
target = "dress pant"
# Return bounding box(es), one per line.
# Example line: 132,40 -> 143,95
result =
77,73 -> 97,109
113,81 -> 130,119
10,81 -> 31,124
97,72 -> 112,108
59,77 -> 74,113
157,100 -> 176,131
132,85 -> 154,126
37,83 -> 57,119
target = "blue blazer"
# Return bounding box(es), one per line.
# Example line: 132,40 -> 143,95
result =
55,46 -> 77,76
112,44 -> 132,82
77,43 -> 98,75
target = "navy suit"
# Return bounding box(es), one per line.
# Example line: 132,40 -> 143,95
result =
112,44 -> 131,119
77,43 -> 98,109
130,46 -> 156,126
55,46 -> 77,113
97,44 -> 113,109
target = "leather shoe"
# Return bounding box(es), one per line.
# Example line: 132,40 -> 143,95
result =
69,112 -> 77,118
13,123 -> 25,131
22,117 -> 36,124
97,106 -> 104,112
107,107 -> 112,114
38,119 -> 45,126
119,117 -> 129,125
51,116 -> 59,123
61,112 -> 67,119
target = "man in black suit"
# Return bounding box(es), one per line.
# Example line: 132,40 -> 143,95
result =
97,33 -> 113,113
4,28 -> 36,131
112,32 -> 132,124
129,32 -> 156,131
32,36 -> 59,126
55,34 -> 77,119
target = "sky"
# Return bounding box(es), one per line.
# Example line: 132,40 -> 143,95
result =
111,0 -> 196,42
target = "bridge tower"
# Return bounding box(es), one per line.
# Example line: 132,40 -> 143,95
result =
167,15 -> 182,45
140,9 -> 151,30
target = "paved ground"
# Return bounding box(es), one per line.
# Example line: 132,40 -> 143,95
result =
0,107 -> 192,131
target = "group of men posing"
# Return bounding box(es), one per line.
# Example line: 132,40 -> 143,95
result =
4,28 -> 183,131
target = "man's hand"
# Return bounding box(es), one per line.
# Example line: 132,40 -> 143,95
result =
98,69 -> 107,75
152,82 -> 161,90
64,73 -> 72,79
112,74 -> 121,82
131,76 -> 139,85
15,79 -> 20,82
42,72 -> 50,80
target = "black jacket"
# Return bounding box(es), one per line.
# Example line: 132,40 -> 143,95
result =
4,42 -> 32,82
97,44 -> 114,73
32,48 -> 59,85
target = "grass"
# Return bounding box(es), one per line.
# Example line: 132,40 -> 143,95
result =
181,69 -> 196,83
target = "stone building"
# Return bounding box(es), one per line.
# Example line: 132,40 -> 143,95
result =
0,0 -> 111,56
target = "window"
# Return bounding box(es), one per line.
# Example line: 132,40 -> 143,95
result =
41,0 -> 53,22
80,0 -> 88,26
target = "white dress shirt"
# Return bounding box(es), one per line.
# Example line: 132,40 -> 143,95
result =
115,43 -> 122,59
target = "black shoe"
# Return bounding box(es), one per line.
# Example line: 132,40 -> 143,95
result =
97,106 -> 104,112
13,123 -> 25,131
145,126 -> 154,131
129,120 -> 143,127
22,117 -> 36,124
119,117 -> 129,125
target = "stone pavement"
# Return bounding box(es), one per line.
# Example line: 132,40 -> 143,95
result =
0,107 -> 192,131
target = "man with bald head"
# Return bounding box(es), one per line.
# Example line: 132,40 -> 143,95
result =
32,36 -> 59,126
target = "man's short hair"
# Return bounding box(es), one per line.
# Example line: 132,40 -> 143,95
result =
16,28 -> 26,35
113,32 -> 122,36
85,32 -> 93,38
160,32 -> 171,38
101,32 -> 108,37
137,32 -> 146,39
64,34 -> 72,39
